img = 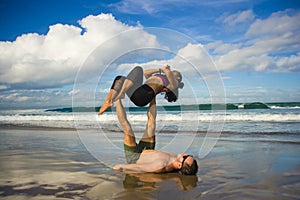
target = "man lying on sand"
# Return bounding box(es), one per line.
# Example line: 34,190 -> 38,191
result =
113,99 -> 198,175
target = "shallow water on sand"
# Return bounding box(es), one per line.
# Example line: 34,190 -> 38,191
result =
0,128 -> 299,199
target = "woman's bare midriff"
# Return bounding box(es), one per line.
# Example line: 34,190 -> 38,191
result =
145,76 -> 164,94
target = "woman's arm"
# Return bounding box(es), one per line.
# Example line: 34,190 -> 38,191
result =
144,68 -> 161,79
162,65 -> 178,90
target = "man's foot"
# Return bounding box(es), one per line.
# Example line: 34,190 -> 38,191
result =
98,101 -> 113,115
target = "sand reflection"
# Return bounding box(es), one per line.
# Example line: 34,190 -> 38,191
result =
122,173 -> 198,191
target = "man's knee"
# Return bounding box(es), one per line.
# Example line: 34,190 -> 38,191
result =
124,133 -> 136,146
141,135 -> 155,143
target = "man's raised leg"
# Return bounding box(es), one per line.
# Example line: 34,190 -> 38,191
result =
140,99 -> 156,144
115,99 -> 136,147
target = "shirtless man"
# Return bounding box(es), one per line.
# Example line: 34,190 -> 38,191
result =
113,99 -> 198,175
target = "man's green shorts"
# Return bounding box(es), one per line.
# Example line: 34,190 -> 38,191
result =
124,141 -> 155,164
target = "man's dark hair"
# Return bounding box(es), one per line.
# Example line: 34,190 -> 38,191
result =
181,159 -> 198,175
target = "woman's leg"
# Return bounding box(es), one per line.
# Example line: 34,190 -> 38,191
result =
98,66 -> 143,115
114,66 -> 143,101
113,78 -> 134,101
98,89 -> 116,115
98,76 -> 125,115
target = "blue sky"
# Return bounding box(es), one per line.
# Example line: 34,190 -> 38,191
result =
0,0 -> 299,109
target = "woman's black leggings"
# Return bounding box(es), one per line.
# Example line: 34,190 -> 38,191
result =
110,66 -> 155,107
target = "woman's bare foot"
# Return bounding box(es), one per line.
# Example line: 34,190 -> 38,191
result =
98,101 -> 113,115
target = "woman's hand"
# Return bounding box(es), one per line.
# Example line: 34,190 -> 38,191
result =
162,65 -> 170,72
162,65 -> 178,90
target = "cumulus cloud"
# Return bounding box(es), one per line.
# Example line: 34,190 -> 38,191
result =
246,9 -> 300,37
0,89 -> 75,108
2,10 -> 298,93
1,9 -> 299,108
208,9 -> 300,72
116,43 -> 216,75
0,13 -> 161,90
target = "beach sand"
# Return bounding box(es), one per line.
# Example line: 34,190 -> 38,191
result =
0,127 -> 299,200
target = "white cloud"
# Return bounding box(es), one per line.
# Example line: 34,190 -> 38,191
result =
110,0 -> 251,15
110,0 -> 160,14
0,13 -> 161,90
275,53 -> 300,72
209,9 -> 300,72
109,0 -> 194,14
221,10 -> 255,26
205,40 -> 242,55
3,10 -> 296,93
1,9 -> 299,108
0,89 -> 76,109
116,43 -> 217,75
246,9 -> 300,36
68,89 -> 80,96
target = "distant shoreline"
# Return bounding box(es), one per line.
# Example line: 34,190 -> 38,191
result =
0,125 -> 76,131
45,102 -> 300,113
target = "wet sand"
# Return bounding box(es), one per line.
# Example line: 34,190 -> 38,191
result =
0,127 -> 299,199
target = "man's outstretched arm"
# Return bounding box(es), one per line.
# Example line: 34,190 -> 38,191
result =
113,162 -> 165,173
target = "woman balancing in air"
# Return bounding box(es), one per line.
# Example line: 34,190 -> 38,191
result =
98,65 -> 184,115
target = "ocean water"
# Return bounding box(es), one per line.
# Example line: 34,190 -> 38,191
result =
0,102 -> 300,199
1,102 -> 300,135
